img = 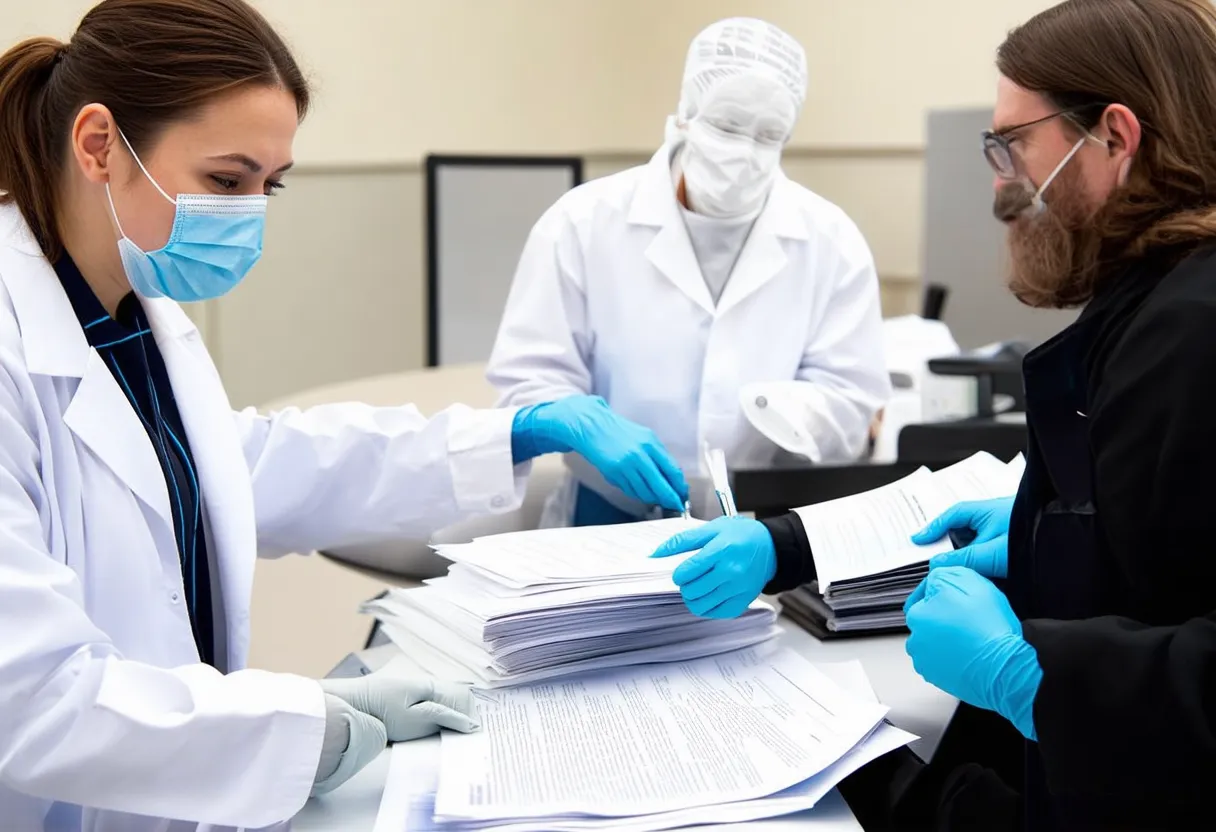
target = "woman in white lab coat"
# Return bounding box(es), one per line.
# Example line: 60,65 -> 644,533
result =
487,18 -> 892,526
0,1 -> 688,829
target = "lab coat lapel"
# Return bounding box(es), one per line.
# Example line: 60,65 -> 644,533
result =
715,176 -> 808,318
0,238 -> 176,536
628,148 -> 716,316
143,297 -> 258,668
64,351 -> 177,534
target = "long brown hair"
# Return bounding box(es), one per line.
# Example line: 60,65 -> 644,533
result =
0,0 -> 311,261
998,0 -> 1216,302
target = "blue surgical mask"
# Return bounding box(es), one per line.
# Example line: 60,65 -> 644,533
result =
106,129 -> 267,302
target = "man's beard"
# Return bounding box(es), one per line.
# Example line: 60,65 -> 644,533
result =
995,164 -> 1102,309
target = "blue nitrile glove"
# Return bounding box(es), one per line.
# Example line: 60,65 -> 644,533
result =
511,396 -> 689,513
650,517 -> 776,619
911,497 -> 1015,578
903,566 -> 1042,741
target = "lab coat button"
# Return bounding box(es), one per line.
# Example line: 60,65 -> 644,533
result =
170,592 -> 180,603
491,495 -> 506,509
755,395 -> 768,408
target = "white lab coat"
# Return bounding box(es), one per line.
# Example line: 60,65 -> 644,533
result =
0,204 -> 526,832
487,147 -> 890,523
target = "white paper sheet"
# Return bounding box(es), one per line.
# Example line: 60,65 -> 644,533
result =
384,659 -> 911,832
432,648 -> 887,820
793,453 -> 1024,589
403,724 -> 912,832
378,617 -> 784,689
792,469 -> 948,587
437,518 -> 703,587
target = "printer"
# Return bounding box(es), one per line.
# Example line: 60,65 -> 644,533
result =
896,340 -> 1030,466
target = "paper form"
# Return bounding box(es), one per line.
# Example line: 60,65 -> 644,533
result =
382,658 -> 911,832
401,724 -> 911,832
432,647 -> 887,820
792,453 -> 1025,589
930,451 -> 1021,505
438,518 -> 703,586
793,469 -> 950,588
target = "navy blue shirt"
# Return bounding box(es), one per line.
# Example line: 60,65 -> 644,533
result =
55,254 -> 215,667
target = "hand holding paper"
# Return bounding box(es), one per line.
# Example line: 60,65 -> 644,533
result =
913,496 -> 1014,578
651,517 -> 777,619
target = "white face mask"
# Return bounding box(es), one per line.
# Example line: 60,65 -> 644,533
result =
679,121 -> 782,218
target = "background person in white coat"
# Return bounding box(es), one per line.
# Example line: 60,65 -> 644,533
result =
487,18 -> 891,527
0,1 -> 690,829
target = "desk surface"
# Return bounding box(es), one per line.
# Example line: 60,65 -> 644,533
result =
294,622 -> 956,830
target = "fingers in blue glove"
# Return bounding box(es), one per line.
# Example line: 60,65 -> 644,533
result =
911,502 -> 973,545
631,448 -> 684,512
904,564 -> 983,613
684,583 -> 739,617
676,560 -> 730,600
903,575 -> 929,615
671,547 -> 718,587
927,536 -> 1008,579
647,439 -> 690,504
620,467 -> 659,510
687,585 -> 752,619
912,499 -> 1012,546
656,515 -> 729,561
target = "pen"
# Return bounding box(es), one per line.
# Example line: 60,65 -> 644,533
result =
703,444 -> 738,518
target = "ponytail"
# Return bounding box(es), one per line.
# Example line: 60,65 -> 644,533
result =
0,38 -> 64,259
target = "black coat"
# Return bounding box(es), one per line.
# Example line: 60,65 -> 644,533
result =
764,243 -> 1216,830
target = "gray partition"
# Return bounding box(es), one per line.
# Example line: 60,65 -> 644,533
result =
426,155 -> 583,366
924,108 -> 1077,349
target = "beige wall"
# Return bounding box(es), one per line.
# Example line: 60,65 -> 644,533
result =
1,0 -> 1058,406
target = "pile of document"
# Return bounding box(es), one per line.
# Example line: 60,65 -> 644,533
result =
384,648 -> 916,832
781,451 -> 1025,637
364,519 -> 780,688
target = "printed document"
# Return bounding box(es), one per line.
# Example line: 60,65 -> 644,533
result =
432,647 -> 887,820
793,452 -> 1024,589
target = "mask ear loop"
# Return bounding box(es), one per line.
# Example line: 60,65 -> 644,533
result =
1030,136 -> 1087,212
105,127 -> 177,242
116,128 -> 176,205
1029,128 -> 1106,213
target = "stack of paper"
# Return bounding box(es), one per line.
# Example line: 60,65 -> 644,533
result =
364,519 -> 781,688
390,648 -> 915,832
780,452 -> 1025,638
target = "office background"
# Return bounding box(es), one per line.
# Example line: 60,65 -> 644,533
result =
3,0 -> 1059,409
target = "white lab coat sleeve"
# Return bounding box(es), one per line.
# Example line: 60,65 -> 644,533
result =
742,215 -> 891,463
235,401 -> 527,557
486,203 -> 593,406
0,364 -> 325,828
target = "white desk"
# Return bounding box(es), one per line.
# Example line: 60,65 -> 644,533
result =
294,622 -> 956,830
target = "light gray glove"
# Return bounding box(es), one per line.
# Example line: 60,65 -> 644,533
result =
318,656 -> 480,742
311,693 -> 387,796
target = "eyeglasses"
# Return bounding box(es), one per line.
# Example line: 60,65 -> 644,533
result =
982,106 -> 1106,180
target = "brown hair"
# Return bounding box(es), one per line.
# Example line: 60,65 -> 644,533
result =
997,0 -> 1216,302
0,0 -> 310,260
